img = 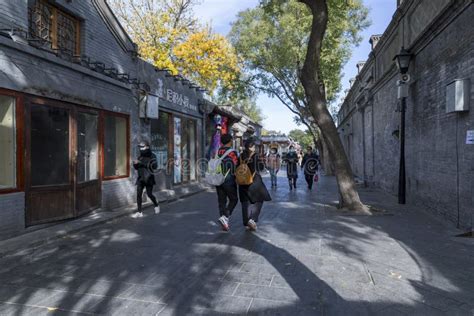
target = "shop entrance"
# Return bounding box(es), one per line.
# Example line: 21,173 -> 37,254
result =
25,97 -> 101,226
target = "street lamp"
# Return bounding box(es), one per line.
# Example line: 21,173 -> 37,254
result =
393,47 -> 413,204
394,47 -> 412,75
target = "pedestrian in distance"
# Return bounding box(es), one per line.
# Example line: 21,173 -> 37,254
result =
132,141 -> 160,218
284,145 -> 299,190
215,134 -> 239,231
236,137 -> 271,231
266,145 -> 281,188
301,146 -> 320,190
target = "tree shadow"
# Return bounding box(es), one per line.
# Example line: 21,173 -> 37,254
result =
0,174 -> 473,315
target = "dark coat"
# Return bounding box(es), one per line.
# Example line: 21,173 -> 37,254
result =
302,152 -> 320,176
133,150 -> 157,186
217,146 -> 239,187
238,150 -> 271,203
284,151 -> 299,179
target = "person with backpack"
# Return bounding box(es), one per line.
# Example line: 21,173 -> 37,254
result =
132,141 -> 160,218
266,145 -> 281,187
284,145 -> 299,190
213,134 -> 239,231
301,146 -> 320,190
236,137 -> 271,231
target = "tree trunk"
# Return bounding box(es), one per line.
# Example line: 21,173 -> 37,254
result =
299,0 -> 367,212
318,132 -> 334,176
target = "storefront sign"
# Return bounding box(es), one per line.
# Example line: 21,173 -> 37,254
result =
157,79 -> 198,112
466,130 -> 474,145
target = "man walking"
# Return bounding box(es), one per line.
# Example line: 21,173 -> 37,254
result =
215,134 -> 239,231
301,146 -> 320,190
132,141 -> 160,218
284,145 -> 299,190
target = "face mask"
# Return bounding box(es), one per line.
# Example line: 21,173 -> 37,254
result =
139,146 -> 149,152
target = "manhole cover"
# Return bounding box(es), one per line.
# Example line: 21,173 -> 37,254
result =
455,231 -> 474,238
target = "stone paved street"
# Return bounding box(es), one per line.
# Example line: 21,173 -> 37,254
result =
0,174 -> 473,315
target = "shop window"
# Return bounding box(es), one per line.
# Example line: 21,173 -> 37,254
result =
0,96 -> 16,189
104,114 -> 128,178
77,112 -> 98,183
151,112 -> 170,170
29,0 -> 81,56
188,120 -> 197,181
31,105 -> 70,186
173,117 -> 182,184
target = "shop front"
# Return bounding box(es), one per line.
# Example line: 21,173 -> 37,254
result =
0,87 -> 132,227
147,77 -> 204,190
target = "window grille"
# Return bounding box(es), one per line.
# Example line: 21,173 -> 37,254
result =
28,0 -> 80,56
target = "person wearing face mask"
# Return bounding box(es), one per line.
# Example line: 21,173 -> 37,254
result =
238,137 -> 271,231
132,141 -> 160,218
301,146 -> 320,190
284,145 -> 299,190
266,145 -> 281,187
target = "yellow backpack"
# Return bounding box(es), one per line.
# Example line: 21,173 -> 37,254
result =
236,154 -> 256,185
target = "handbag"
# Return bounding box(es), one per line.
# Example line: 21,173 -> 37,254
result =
314,174 -> 319,183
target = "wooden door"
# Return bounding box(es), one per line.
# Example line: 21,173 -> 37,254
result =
25,99 -> 74,226
75,110 -> 101,216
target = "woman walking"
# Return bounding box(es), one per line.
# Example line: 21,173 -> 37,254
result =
132,141 -> 160,218
301,146 -> 320,190
237,137 -> 271,231
266,145 -> 281,187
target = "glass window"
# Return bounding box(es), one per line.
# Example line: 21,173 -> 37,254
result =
31,105 -> 70,186
173,117 -> 182,184
77,112 -> 98,183
188,120 -> 197,181
104,115 -> 128,178
0,96 -> 16,189
29,0 -> 81,56
150,112 -> 170,170
181,119 -> 190,183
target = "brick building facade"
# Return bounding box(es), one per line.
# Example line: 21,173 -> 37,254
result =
0,0 -> 209,238
337,0 -> 473,229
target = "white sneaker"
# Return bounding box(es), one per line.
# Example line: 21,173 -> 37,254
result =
154,206 -> 160,214
248,219 -> 257,231
131,212 -> 139,218
137,212 -> 144,218
218,216 -> 229,231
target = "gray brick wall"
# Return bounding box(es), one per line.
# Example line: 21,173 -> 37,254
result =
338,2 -> 474,229
0,193 -> 25,239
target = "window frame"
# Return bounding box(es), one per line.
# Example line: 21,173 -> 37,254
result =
29,0 -> 82,56
100,111 -> 130,181
0,88 -> 24,194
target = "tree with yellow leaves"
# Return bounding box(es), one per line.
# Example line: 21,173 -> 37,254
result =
109,0 -> 240,94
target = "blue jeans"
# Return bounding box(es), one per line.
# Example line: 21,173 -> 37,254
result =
269,169 -> 278,186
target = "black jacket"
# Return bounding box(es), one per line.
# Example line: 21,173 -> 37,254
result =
217,146 -> 239,186
284,151 -> 299,178
302,152 -> 320,175
239,150 -> 271,203
133,149 -> 157,186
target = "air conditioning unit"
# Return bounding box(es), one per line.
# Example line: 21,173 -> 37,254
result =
446,79 -> 470,113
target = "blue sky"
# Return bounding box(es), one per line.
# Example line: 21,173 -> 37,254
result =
195,0 -> 396,134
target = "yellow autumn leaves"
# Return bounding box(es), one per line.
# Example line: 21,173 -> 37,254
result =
109,0 -> 240,94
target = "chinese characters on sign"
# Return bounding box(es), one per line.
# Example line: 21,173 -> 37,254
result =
157,79 -> 198,112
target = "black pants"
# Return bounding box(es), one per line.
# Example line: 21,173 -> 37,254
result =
241,201 -> 263,226
137,183 -> 159,212
288,177 -> 297,189
305,174 -> 314,189
216,184 -> 238,218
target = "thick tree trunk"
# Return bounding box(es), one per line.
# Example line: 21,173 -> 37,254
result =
299,0 -> 367,212
318,133 -> 334,176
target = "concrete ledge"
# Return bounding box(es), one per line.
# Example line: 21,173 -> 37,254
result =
0,183 -> 210,258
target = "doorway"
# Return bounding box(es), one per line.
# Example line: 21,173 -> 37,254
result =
25,97 -> 101,226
